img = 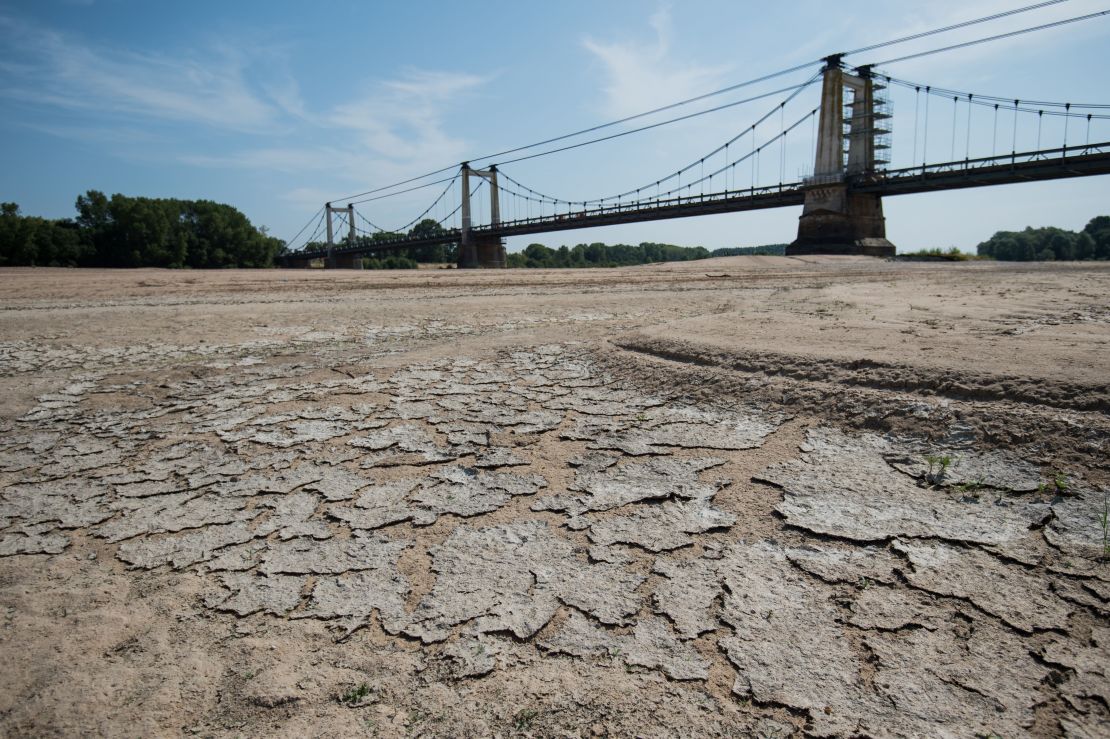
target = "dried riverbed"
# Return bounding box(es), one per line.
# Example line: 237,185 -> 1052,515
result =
0,259 -> 1107,737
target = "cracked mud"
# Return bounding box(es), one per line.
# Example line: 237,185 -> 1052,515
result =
1,263 -> 1108,737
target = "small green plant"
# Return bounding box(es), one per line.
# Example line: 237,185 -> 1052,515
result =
924,454 -> 953,485
1054,471 -> 1070,493
340,682 -> 371,706
513,707 -> 538,731
956,478 -> 984,493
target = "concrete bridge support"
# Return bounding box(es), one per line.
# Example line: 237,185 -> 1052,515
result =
788,58 -> 895,257
325,203 -> 358,268
458,163 -> 507,268
330,253 -> 364,269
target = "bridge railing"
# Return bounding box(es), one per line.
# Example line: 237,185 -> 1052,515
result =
477,179 -> 806,233
874,141 -> 1110,183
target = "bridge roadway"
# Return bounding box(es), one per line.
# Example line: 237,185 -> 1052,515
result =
289,143 -> 1110,263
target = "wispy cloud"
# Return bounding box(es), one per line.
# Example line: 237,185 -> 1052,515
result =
581,6 -> 730,119
0,15 -> 287,132
0,12 -> 490,222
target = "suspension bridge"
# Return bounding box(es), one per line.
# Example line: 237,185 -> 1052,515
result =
283,6 -> 1110,268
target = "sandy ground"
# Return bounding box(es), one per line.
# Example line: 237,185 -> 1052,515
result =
0,257 -> 1107,737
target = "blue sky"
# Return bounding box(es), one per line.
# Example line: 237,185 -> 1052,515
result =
1,0 -> 1108,253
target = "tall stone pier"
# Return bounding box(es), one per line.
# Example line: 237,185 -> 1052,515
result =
457,163 -> 507,268
788,58 -> 895,257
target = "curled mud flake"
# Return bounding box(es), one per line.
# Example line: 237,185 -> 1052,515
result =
537,561 -> 644,627
1051,577 -> 1110,616
256,491 -> 331,541
652,557 -> 723,639
0,479 -> 114,529
886,448 -> 1042,491
435,422 -> 490,447
538,610 -> 619,658
349,424 -> 430,451
114,479 -> 187,499
893,539 -> 1072,632
590,405 -> 787,455
623,616 -> 710,681
329,480 -> 418,530
542,390 -> 657,418
96,492 -> 254,543
762,427 -> 1051,547
1060,714 -> 1110,739
538,457 -> 726,516
0,523 -> 69,556
567,452 -> 621,473
1041,626 -> 1110,711
716,542 -> 880,736
247,419 -> 351,448
353,425 -> 462,468
206,572 -> 305,616
209,466 -> 325,498
539,611 -> 708,681
409,467 -> 548,525
116,522 -> 256,569
588,544 -> 633,564
198,541 -> 267,572
425,635 -> 504,679
586,495 -> 736,552
300,468 -> 374,502
1044,487 -> 1110,568
0,450 -> 41,473
866,619 -> 1049,737
301,569 -> 411,634
847,585 -> 951,631
405,521 -> 643,644
785,544 -> 900,586
561,418 -> 629,444
259,532 -> 410,576
472,447 -> 527,468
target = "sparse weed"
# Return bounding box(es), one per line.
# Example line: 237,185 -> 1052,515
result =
955,478 -> 984,493
924,454 -> 953,485
1054,471 -> 1070,493
513,707 -> 538,730
340,682 -> 371,706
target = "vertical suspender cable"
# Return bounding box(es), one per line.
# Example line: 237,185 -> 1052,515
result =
912,86 -> 920,167
951,95 -> 958,160
1063,102 -> 1071,154
1036,109 -> 1044,153
923,87 -> 930,170
992,103 -> 999,156
1012,99 -> 1019,160
965,93 -> 973,161
779,102 -> 786,185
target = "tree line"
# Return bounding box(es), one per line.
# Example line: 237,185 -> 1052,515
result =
976,216 -> 1109,261
505,241 -> 710,268
1,192 -> 284,268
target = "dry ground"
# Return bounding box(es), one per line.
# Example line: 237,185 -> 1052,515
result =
0,257 -> 1107,738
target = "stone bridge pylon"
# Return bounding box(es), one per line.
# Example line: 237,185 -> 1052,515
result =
787,55 -> 896,257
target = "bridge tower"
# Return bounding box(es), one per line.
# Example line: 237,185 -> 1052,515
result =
788,56 -> 895,257
458,163 -> 507,268
324,203 -> 363,269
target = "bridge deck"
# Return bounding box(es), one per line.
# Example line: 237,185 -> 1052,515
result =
289,143 -> 1110,262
